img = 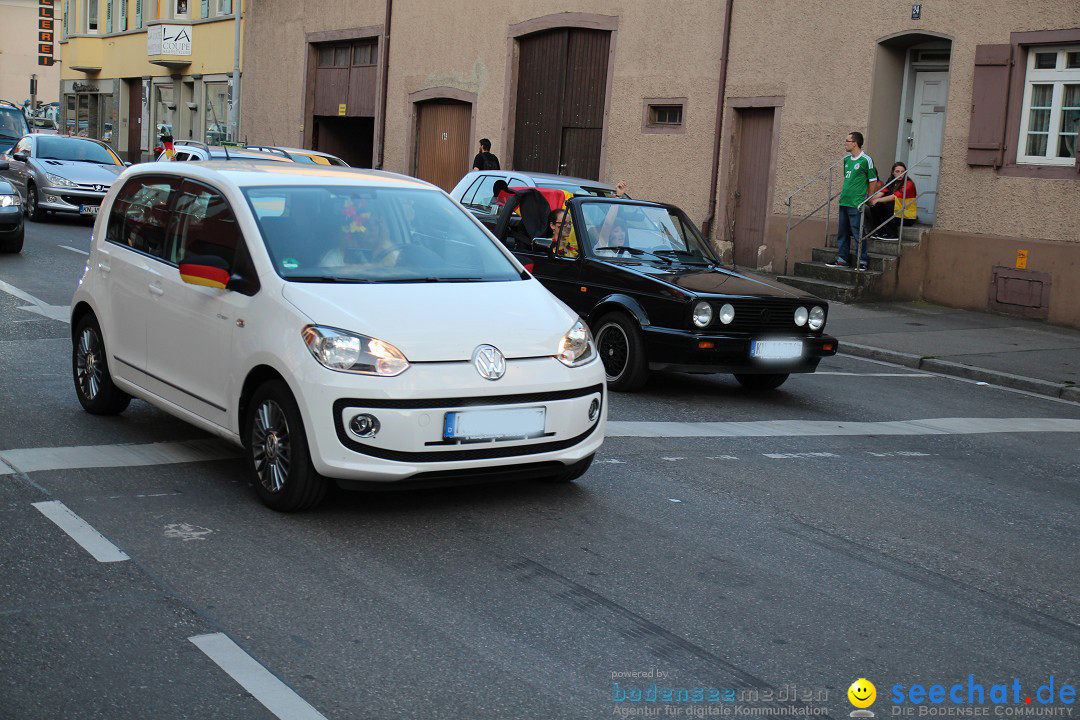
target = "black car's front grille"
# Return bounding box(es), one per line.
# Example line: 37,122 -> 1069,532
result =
60,194 -> 103,206
718,298 -> 824,332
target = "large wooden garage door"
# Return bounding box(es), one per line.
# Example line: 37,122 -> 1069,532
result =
414,100 -> 471,192
513,28 -> 609,179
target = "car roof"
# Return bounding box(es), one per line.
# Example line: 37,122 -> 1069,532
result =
470,169 -> 616,190
126,160 -> 437,190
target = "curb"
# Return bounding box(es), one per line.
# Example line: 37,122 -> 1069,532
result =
838,342 -> 1078,401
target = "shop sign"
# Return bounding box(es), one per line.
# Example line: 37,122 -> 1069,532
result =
148,24 -> 193,55
38,0 -> 54,66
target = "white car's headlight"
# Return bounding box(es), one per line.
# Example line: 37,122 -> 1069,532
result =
692,301 -> 713,328
0,194 -> 19,207
556,319 -> 595,367
45,173 -> 77,188
808,305 -> 826,331
301,326 -> 409,376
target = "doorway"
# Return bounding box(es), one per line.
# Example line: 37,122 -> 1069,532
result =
413,100 -> 471,192
313,116 -> 374,167
730,107 -> 776,267
896,43 -> 951,225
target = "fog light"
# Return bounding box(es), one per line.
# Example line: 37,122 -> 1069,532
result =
349,413 -> 380,438
588,399 -> 600,422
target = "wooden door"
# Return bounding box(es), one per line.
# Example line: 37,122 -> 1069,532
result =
126,78 -> 142,162
414,101 -> 471,192
731,108 -> 775,268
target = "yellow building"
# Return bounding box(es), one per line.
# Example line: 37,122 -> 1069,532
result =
57,0 -> 243,161
0,1 -> 61,108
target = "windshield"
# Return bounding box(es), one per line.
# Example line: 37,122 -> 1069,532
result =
544,182 -> 616,198
577,201 -> 720,265
244,185 -> 523,283
0,109 -> 29,139
36,136 -> 121,165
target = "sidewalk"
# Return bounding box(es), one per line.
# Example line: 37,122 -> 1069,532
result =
824,300 -> 1080,402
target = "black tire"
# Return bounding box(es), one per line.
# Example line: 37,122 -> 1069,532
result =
594,312 -> 649,392
541,454 -> 594,484
26,182 -> 46,222
72,314 -> 131,415
734,373 -> 790,391
0,225 -> 23,253
245,380 -> 327,512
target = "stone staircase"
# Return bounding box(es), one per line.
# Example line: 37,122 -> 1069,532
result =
776,224 -> 929,302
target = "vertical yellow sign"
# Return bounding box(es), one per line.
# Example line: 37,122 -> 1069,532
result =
338,103 -> 347,116
1016,249 -> 1028,269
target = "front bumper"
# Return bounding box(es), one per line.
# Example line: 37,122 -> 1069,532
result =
643,326 -> 838,374
38,187 -> 107,215
294,355 -> 607,482
0,205 -> 22,232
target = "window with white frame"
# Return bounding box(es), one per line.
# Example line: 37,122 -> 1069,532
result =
1017,46 -> 1080,165
84,0 -> 99,32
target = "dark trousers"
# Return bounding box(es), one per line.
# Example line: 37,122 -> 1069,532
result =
836,205 -> 868,265
867,201 -> 898,239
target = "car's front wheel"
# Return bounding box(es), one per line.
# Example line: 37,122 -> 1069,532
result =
72,315 -> 131,415
733,373 -> 790,391
594,312 -> 649,392
245,380 -> 327,512
25,182 -> 45,222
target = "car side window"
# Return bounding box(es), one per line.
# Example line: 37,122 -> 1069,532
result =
165,181 -> 241,268
105,176 -> 180,258
463,175 -> 509,212
458,176 -> 486,207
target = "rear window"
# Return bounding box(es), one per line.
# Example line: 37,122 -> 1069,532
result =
244,185 -> 522,283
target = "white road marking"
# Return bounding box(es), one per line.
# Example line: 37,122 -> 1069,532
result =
705,455 -> 739,460
668,498 -> 682,503
595,458 -> 625,464
31,500 -> 129,562
163,523 -> 213,541
813,371 -> 935,377
661,456 -> 686,461
59,245 -> 89,256
606,417 -> 1080,438
0,278 -> 70,323
189,633 -> 327,720
763,452 -> 840,459
0,438 -> 240,476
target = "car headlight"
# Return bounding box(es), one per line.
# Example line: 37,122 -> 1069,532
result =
45,173 -> 77,188
794,306 -> 808,327
808,305 -> 826,331
0,194 -> 19,207
692,301 -> 713,328
301,325 -> 409,376
718,303 -> 735,325
556,319 -> 595,367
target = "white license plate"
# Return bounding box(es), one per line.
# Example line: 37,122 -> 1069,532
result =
79,205 -> 99,215
751,340 -> 803,359
444,407 -> 546,440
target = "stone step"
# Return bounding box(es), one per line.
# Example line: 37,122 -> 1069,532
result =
775,275 -> 860,303
792,261 -> 883,285
825,234 -> 918,256
810,247 -> 894,271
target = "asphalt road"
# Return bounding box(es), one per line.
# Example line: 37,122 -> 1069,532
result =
1,216 -> 1078,720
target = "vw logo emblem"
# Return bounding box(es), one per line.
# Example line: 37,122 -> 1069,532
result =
472,345 -> 506,381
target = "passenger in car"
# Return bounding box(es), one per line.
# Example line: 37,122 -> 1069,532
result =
320,212 -> 400,269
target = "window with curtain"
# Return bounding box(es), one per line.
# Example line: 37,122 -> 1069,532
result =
1017,46 -> 1080,165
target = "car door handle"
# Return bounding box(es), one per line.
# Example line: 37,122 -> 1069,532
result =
97,262 -> 111,273
148,284 -> 164,296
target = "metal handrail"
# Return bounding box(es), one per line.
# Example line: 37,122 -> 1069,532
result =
855,157 -> 931,268
783,158 -> 844,275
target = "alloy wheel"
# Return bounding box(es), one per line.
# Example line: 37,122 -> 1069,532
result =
251,399 -> 292,493
75,327 -> 102,400
597,324 -> 629,380
26,186 -> 36,217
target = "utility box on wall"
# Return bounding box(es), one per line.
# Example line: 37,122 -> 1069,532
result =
988,266 -> 1051,320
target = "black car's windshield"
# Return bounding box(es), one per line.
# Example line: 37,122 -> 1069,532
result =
36,136 -> 121,164
245,185 -> 523,283
578,201 -> 720,265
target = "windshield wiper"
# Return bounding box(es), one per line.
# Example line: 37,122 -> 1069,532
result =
653,249 -> 714,265
286,276 -> 378,283
594,246 -> 672,264
399,276 -> 485,283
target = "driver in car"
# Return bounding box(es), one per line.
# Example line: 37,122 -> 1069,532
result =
320,210 -> 400,269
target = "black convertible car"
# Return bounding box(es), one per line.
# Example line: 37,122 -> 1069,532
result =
489,190 -> 838,391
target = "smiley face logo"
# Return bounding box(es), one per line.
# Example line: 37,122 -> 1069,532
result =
848,678 -> 877,708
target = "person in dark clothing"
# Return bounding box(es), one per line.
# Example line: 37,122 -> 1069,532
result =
472,138 -> 501,171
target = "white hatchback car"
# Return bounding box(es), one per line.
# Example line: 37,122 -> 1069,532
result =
71,162 -> 606,511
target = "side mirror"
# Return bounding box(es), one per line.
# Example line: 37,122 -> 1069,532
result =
179,255 -> 230,290
0,160 -> 8,171
531,237 -> 554,252
124,161 -> 132,167
12,152 -> 28,162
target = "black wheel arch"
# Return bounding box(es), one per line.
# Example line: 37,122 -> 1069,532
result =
587,294 -> 651,329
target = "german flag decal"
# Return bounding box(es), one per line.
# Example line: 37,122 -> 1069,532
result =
179,262 -> 229,289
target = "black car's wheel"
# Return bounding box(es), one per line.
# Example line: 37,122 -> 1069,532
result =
0,225 -> 23,253
26,182 -> 46,222
245,380 -> 327,512
72,315 -> 131,415
734,373 -> 790,391
594,312 -> 649,392
540,454 -> 594,484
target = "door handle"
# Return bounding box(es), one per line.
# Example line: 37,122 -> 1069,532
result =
97,262 -> 111,273
148,284 -> 164,296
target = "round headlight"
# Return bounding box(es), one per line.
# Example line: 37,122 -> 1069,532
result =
808,305 -> 825,331
718,303 -> 735,325
692,301 -> 713,328
794,306 -> 808,327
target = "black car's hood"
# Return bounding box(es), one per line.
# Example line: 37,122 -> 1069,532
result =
606,261 -> 812,299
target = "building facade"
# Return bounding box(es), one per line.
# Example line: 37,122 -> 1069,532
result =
240,1 -> 1080,327
58,0 -> 243,161
1,0 -> 61,108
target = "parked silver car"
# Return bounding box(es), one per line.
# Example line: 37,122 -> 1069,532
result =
0,135 -> 126,221
449,170 -> 618,231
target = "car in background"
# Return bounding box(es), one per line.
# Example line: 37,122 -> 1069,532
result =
28,116 -> 59,134
0,135 -> 126,222
69,161 -> 605,511
0,160 -> 24,252
154,140 -> 293,163
491,190 -> 838,392
450,170 -> 618,231
0,100 -> 31,156
244,145 -> 350,166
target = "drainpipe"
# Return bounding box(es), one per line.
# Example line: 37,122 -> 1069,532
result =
701,0 -> 734,242
376,0 -> 392,169
229,0 -> 242,142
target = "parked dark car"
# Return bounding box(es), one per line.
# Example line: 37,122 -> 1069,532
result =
0,161 -> 25,253
492,190 -> 838,391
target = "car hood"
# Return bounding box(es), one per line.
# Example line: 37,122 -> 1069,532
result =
281,278 -> 578,362
607,261 -> 813,299
34,159 -> 124,184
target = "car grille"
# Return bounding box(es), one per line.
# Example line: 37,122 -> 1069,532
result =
717,298 -> 823,332
60,195 -> 103,206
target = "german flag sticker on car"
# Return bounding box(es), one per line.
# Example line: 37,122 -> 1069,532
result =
179,258 -> 229,289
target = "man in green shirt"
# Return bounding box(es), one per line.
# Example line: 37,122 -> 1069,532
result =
827,131 -> 878,270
